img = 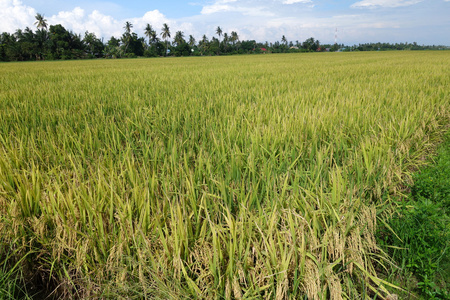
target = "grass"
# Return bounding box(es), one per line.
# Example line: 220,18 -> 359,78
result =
0,51 -> 449,298
380,130 -> 450,299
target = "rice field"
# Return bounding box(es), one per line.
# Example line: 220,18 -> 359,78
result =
0,51 -> 449,299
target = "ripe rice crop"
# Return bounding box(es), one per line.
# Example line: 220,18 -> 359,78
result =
0,52 -> 449,298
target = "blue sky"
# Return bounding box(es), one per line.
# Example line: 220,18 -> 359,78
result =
1,0 -> 449,45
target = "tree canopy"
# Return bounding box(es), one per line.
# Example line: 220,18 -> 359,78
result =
1,14 -> 447,62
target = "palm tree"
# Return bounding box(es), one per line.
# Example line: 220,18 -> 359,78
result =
14,29 -> 23,40
216,26 -> 223,41
199,35 -> 209,54
122,21 -> 133,53
124,21 -> 133,35
34,13 -> 47,31
281,35 -> 287,45
223,32 -> 229,52
174,31 -> 185,46
161,23 -> 171,56
144,24 -> 155,47
188,35 -> 196,47
223,33 -> 229,44
231,31 -> 239,44
84,31 -> 96,55
150,31 -> 159,44
23,27 -> 34,44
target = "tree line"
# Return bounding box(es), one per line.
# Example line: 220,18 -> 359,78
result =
1,13 -> 447,62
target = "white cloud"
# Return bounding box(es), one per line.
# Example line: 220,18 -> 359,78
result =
201,0 -> 313,14
282,0 -> 312,4
351,0 -> 423,8
201,2 -> 275,16
0,0 -> 194,41
201,4 -> 233,14
1,0 -> 448,46
46,7 -> 176,39
0,0 -> 36,32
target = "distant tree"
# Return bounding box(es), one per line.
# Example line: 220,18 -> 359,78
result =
34,13 -> 47,31
174,41 -> 191,56
174,31 -> 185,46
302,37 -> 319,52
222,32 -> 229,52
126,33 -> 145,57
47,24 -> 84,59
104,36 -> 122,58
330,43 -> 339,52
281,35 -> 287,45
223,32 -> 229,44
83,31 -> 95,55
210,36 -> 220,55
150,30 -> 159,44
188,35 -> 196,47
315,39 -> 320,51
108,36 -> 120,47
0,33 -> 8,61
124,21 -> 133,35
161,23 -> 171,56
122,21 -> 133,53
83,31 -> 104,57
198,34 -> 209,55
144,24 -> 155,46
34,28 -> 49,60
231,31 -> 239,44
1,32 -> 20,61
240,40 -> 256,53
216,26 -> 223,41
18,27 -> 36,60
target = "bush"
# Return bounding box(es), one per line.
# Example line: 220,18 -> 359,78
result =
124,53 -> 137,58
143,49 -> 158,57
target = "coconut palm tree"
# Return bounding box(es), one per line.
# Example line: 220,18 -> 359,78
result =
230,31 -> 239,51
124,21 -> 133,35
223,33 -> 229,44
216,26 -> 223,41
150,31 -> 159,44
231,31 -> 239,44
34,13 -> 47,31
188,35 -> 196,47
161,23 -> 171,56
281,35 -> 287,45
199,34 -> 209,54
222,32 -> 229,52
122,21 -> 133,53
14,29 -> 23,40
174,31 -> 185,46
144,24 -> 156,48
23,27 -> 34,44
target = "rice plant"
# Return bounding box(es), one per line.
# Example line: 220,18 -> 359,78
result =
0,51 -> 449,298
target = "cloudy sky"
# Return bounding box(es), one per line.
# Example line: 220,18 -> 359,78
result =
1,0 -> 449,45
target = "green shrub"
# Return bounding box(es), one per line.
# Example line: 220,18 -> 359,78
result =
124,52 -> 137,58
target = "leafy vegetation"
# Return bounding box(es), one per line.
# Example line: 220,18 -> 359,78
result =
0,52 -> 449,298
380,131 -> 450,298
1,14 -> 449,62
